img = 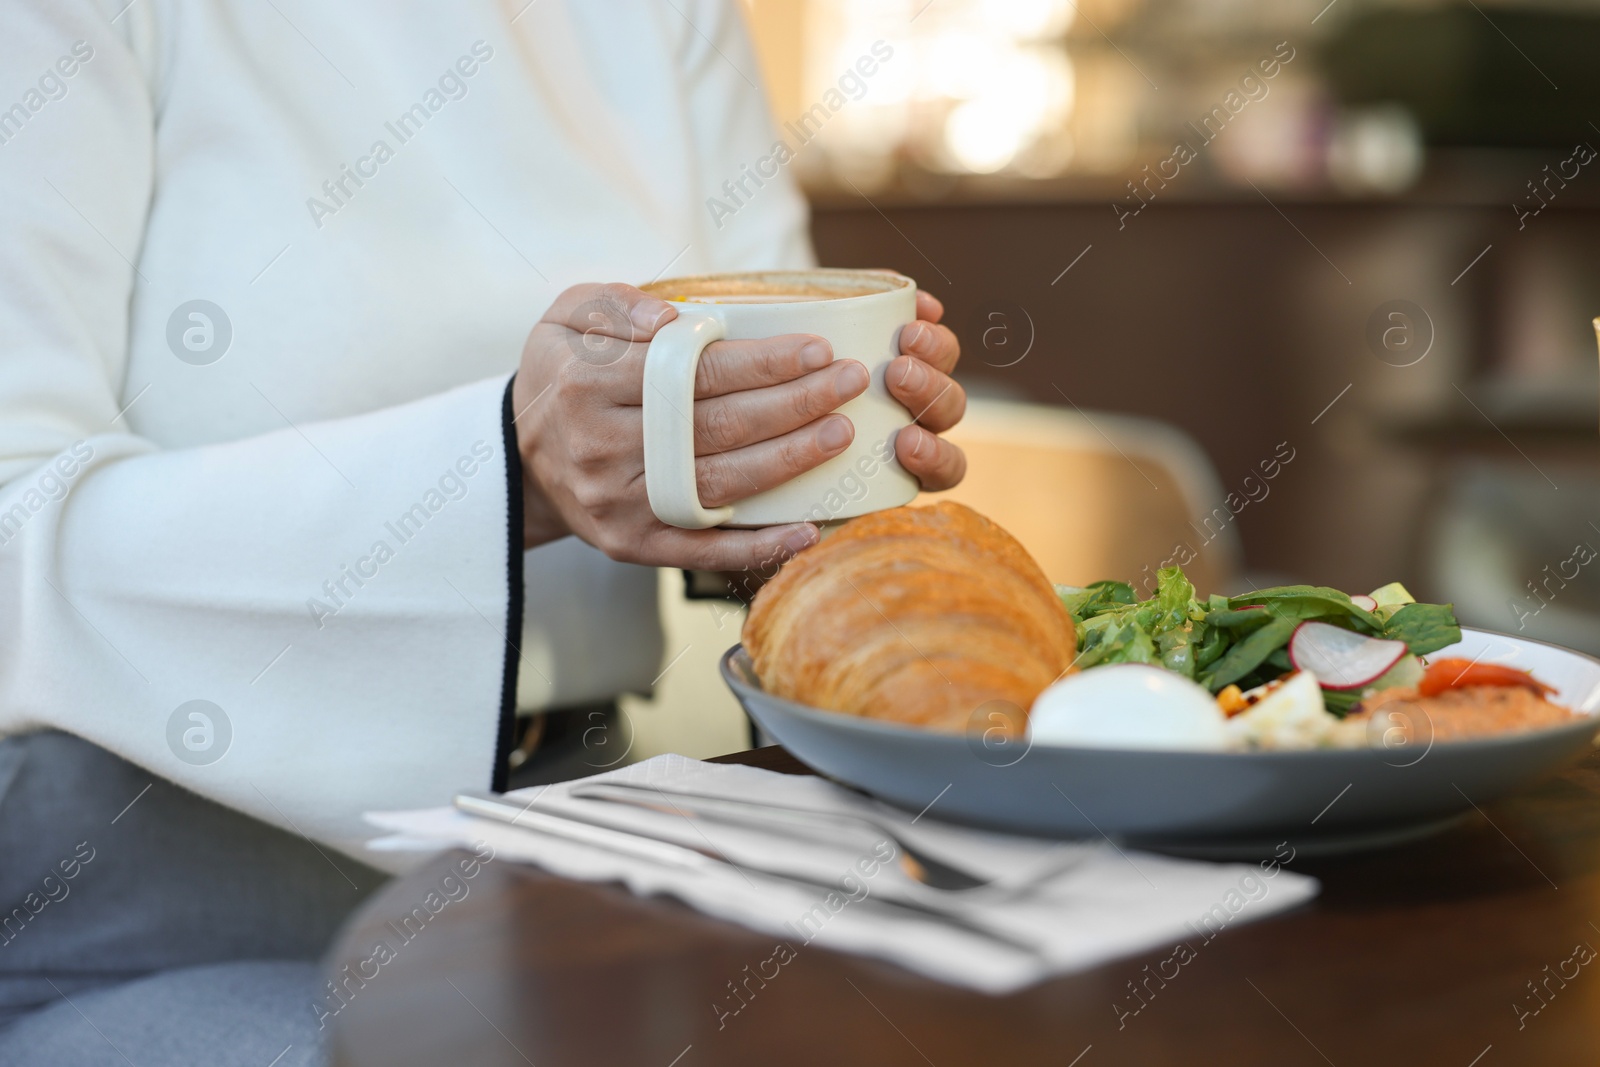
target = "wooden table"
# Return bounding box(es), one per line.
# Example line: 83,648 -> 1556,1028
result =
329,745 -> 1600,1066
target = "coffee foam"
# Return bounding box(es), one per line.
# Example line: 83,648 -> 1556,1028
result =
642,273 -> 898,305
669,293 -> 829,304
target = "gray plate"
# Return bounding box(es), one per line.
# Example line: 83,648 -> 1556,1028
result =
720,629 -> 1600,855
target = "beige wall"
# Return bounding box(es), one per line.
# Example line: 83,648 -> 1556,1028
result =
740,0 -> 807,123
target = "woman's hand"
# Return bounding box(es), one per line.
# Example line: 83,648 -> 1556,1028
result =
887,290 -> 967,491
511,282 -> 968,572
513,283 -> 865,570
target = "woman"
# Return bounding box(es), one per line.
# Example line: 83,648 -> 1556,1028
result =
0,0 -> 966,1063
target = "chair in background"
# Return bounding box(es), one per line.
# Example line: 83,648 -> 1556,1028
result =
623,397 -> 1242,762
920,398 -> 1240,596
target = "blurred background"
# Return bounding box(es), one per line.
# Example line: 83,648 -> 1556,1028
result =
622,0 -> 1600,764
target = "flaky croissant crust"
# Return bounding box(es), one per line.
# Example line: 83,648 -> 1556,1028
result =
743,502 -> 1076,732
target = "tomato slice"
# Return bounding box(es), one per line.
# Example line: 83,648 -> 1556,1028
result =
1418,657 -> 1555,698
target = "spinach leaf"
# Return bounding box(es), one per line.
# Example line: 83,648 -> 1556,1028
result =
1321,688 -> 1363,718
1207,607 -> 1274,630
1228,585 -> 1383,631
1199,616 -> 1296,692
1382,602 -> 1462,656
1194,623 -> 1230,670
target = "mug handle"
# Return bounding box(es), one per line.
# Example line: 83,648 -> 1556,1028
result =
643,308 -> 736,529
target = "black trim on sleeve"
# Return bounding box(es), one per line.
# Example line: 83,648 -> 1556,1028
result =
492,376 -> 525,793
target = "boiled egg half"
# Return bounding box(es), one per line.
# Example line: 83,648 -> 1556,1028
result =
1028,664 -> 1228,751
1225,670 -> 1334,750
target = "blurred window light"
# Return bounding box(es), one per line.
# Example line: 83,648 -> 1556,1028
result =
1209,73 -> 1323,189
745,0 -> 1438,194
943,47 -> 1074,172
978,0 -> 1076,40
946,100 -> 1022,173
793,0 -> 1079,184
1327,105 -> 1424,196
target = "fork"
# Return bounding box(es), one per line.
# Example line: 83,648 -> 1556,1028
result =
453,788 -> 1046,957
569,781 -> 999,891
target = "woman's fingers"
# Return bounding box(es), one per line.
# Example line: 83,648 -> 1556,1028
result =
543,282 -> 674,341
696,335 -> 834,397
638,523 -> 820,572
696,415 -> 855,507
694,360 -> 868,455
898,318 -> 960,375
886,355 -> 966,434
915,290 -> 945,324
537,282 -> 676,378
896,424 -> 967,492
579,330 -> 837,406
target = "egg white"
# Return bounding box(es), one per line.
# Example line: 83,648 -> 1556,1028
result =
1028,665 -> 1228,751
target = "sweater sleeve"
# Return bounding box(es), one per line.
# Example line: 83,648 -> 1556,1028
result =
0,0 -> 519,865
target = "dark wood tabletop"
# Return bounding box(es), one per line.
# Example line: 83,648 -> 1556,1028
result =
329,744 -> 1600,1067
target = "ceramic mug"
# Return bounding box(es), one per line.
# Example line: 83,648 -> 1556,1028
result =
639,269 -> 921,529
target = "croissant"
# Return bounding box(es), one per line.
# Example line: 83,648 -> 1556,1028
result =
743,502 -> 1076,733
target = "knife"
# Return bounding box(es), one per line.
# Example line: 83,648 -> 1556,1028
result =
454,790 -> 724,871
452,790 -> 1043,957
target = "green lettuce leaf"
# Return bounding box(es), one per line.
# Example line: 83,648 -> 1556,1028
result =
1059,580 -> 1136,622
1153,567 -> 1195,623
1075,614 -> 1157,668
1150,567 -> 1200,677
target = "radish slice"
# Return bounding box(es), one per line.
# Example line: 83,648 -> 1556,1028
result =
1349,594 -> 1378,612
1288,621 -> 1407,690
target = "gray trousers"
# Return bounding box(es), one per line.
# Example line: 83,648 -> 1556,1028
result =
0,731 -> 387,1066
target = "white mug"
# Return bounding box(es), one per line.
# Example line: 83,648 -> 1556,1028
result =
640,269 -> 921,529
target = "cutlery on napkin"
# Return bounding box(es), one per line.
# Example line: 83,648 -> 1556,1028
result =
365,754 -> 1319,994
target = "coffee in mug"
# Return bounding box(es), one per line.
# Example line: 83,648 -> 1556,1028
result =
648,277 -> 866,304
639,269 -> 920,529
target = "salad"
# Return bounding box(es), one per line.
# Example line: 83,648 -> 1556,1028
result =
1056,566 -> 1462,717
1022,567 -> 1499,751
